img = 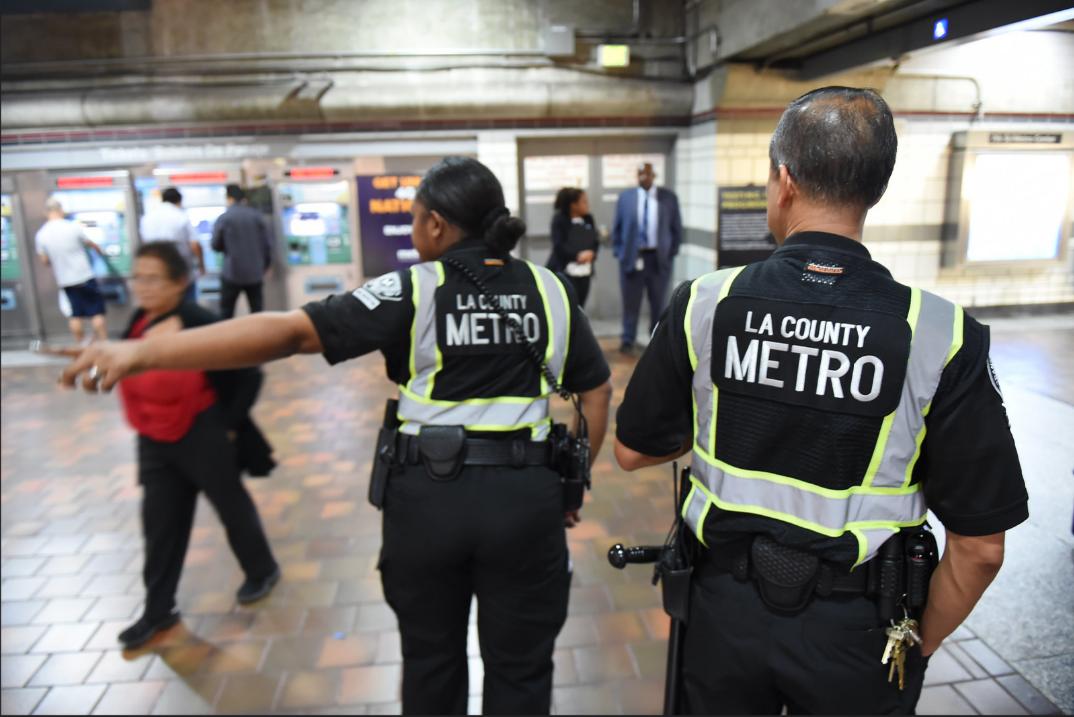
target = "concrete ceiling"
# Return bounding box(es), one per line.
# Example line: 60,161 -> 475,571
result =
717,0 -> 1074,79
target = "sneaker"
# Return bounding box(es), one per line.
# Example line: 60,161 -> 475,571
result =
117,611 -> 180,650
618,343 -> 635,356
236,566 -> 281,604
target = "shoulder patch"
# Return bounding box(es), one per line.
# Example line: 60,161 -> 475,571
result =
352,287 -> 381,310
363,272 -> 404,302
986,355 -> 1003,399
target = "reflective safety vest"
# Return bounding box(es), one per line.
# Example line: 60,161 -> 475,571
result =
680,266 -> 965,567
396,259 -> 572,441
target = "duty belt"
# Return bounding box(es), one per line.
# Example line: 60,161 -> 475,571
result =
705,535 -> 871,612
395,433 -> 551,468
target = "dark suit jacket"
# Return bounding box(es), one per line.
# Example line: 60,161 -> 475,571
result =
546,213 -> 599,273
122,302 -> 277,477
610,186 -> 683,273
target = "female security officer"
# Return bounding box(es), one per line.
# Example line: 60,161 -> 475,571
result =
61,156 -> 613,715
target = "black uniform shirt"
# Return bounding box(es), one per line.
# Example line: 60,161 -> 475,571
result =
303,238 -> 610,418
616,232 -> 1028,562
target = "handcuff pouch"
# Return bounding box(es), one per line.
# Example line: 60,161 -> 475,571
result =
417,425 -> 467,482
750,535 -> 819,614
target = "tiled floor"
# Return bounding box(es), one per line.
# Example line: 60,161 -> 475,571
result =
1,319 -> 1071,715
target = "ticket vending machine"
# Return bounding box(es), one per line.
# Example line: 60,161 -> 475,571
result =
135,168 -> 236,313
42,171 -> 137,336
275,166 -> 359,307
1,178 -> 39,345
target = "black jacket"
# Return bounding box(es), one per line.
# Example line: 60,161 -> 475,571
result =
546,212 -> 599,273
122,301 -> 276,477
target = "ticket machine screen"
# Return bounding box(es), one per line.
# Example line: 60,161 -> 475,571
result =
278,182 -> 352,266
1,195 -> 18,281
186,205 -> 228,272
138,182 -> 228,274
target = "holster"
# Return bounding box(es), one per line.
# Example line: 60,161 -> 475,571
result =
417,425 -> 467,481
549,422 -> 591,512
368,399 -> 400,510
750,535 -> 820,614
660,522 -> 694,624
660,466 -> 696,624
905,528 -> 938,612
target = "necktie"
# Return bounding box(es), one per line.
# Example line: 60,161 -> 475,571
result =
640,192 -> 650,249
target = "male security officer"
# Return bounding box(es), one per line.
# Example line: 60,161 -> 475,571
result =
614,87 -> 1028,714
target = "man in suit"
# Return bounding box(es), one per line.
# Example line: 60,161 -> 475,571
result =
611,162 -> 683,354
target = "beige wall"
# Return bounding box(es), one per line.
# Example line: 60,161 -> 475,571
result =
686,28 -> 1074,308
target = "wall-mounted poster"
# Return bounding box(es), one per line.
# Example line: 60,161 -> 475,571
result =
357,174 -> 423,277
522,155 -> 590,191
601,154 -> 666,188
717,185 -> 776,267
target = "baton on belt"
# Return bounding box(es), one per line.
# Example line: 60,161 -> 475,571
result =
607,464 -> 693,716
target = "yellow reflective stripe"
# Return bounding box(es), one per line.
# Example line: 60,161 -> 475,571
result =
710,267 -> 746,459
686,279 -> 703,454
693,444 -> 921,497
850,528 -> 868,569
425,262 -> 447,400
406,265 -> 421,391
901,401 -> 931,488
945,305 -> 964,366
691,475 -> 927,540
897,305 -> 962,487
862,287 -> 922,489
399,384 -> 543,407
555,273 -> 571,383
681,484 -> 697,521
696,495 -> 713,548
527,262 -> 555,394
463,419 -> 552,432
684,279 -> 702,371
690,473 -> 842,537
861,413 -> 897,490
906,287 -> 922,339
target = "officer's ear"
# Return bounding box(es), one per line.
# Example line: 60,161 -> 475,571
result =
774,164 -> 798,208
426,209 -> 448,240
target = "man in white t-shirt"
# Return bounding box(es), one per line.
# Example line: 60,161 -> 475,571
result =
35,198 -> 108,343
139,187 -> 203,301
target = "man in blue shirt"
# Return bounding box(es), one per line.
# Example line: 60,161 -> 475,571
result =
611,163 -> 682,354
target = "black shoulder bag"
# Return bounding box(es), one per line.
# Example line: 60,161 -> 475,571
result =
442,256 -> 591,511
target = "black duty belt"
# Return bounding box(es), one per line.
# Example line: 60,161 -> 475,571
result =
705,535 -> 870,607
396,433 -> 551,468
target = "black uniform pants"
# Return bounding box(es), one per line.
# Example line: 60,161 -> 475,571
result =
566,275 -> 591,309
681,559 -> 929,715
137,405 -> 277,620
379,463 -> 571,715
218,279 -> 264,319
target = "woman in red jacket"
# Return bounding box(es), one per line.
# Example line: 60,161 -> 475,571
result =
115,242 -> 279,649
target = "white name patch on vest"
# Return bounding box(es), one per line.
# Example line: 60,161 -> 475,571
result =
712,297 -> 910,417
438,289 -> 545,355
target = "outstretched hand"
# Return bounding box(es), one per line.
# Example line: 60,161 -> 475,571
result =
58,341 -> 143,393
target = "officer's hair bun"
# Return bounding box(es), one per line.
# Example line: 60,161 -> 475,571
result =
484,213 -> 527,253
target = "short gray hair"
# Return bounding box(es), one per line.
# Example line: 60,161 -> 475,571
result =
769,86 -> 897,209
45,197 -> 64,214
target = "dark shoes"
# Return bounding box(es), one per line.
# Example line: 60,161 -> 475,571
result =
236,566 -> 281,604
618,343 -> 635,356
118,611 -> 180,650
